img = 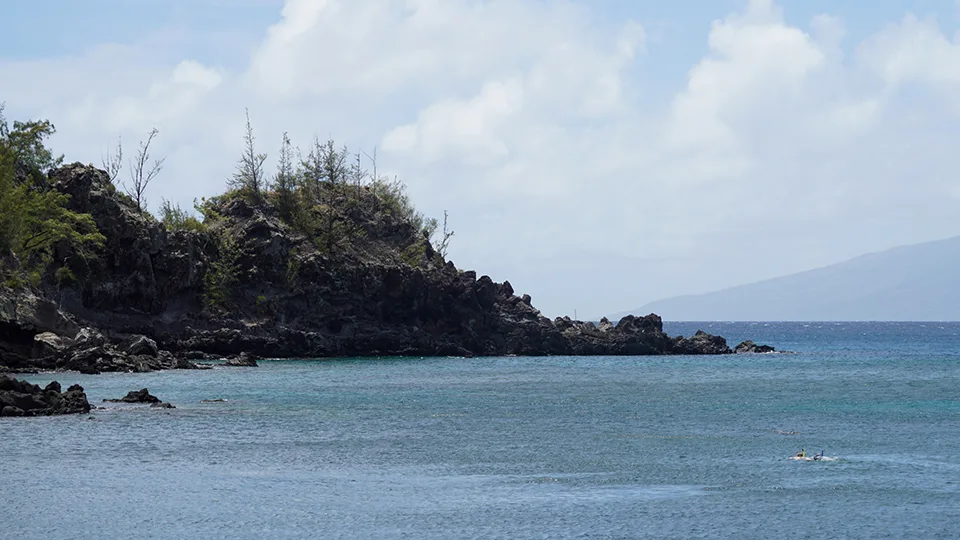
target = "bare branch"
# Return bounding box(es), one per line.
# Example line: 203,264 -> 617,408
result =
438,210 -> 455,259
101,136 -> 123,183
125,128 -> 164,213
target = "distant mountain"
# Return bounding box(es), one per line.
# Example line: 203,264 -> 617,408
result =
620,236 -> 960,321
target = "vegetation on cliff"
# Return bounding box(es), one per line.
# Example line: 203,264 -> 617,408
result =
0,105 -> 104,288
1,105 -> 448,306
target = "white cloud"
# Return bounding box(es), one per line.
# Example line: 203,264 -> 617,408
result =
382,78 -> 524,166
4,0 -> 960,317
859,13 -> 960,87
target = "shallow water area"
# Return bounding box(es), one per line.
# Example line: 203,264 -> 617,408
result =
2,322 -> 959,539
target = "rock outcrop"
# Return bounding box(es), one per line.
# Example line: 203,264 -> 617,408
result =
0,376 -> 90,416
103,388 -> 175,408
103,388 -> 161,403
224,352 -> 259,367
0,163 -> 766,371
734,340 -> 777,354
34,329 -> 198,374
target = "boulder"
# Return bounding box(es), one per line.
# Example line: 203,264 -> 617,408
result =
124,335 -> 159,357
74,328 -> 106,348
32,332 -> 75,359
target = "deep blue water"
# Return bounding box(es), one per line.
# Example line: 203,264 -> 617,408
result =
2,322 -> 959,539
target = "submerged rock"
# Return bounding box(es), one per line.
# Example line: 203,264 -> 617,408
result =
0,376 -> 91,417
150,402 -> 175,409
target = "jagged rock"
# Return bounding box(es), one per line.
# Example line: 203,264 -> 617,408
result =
74,328 -> 106,348
0,288 -> 79,369
124,335 -> 159,357
104,388 -> 161,404
0,376 -> 91,416
224,352 -> 259,367
597,318 -> 615,332
734,340 -> 777,354
674,330 -> 732,355
32,332 -> 75,358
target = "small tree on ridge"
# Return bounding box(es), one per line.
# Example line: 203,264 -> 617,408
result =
126,128 -> 164,213
230,108 -> 267,203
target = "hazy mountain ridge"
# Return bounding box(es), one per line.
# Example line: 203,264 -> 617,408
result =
620,236 -> 960,321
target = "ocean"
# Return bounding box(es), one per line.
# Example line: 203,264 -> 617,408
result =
2,322 -> 958,539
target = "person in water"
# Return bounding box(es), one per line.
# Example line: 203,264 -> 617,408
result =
796,449 -> 806,458
813,450 -> 824,461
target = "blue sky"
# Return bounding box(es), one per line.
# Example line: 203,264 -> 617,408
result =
4,0 -> 960,318
7,1 -> 957,60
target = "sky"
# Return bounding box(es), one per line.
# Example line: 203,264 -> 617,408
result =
3,0 -> 960,319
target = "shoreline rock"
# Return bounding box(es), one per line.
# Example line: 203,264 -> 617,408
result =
0,376 -> 91,417
223,352 -> 259,367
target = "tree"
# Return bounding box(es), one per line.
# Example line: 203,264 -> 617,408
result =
101,136 -> 123,184
229,108 -> 267,202
437,210 -> 454,259
349,151 -> 367,197
0,111 -> 104,284
299,136 -> 346,205
0,103 -> 63,183
125,128 -> 164,213
271,132 -> 297,221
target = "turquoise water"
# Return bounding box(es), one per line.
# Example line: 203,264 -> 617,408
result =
2,322 -> 959,539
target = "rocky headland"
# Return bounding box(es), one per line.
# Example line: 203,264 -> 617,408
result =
0,122 -> 774,374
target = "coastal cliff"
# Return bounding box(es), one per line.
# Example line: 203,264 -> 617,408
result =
0,163 -> 739,372
0,111 -> 754,373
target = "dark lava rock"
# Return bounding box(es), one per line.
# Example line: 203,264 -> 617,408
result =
150,402 -> 176,409
0,375 -> 91,416
224,352 -> 259,367
104,388 -> 161,404
674,330 -> 733,355
734,340 -> 777,354
124,335 -> 159,357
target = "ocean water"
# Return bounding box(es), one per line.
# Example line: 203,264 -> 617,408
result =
2,322 -> 958,539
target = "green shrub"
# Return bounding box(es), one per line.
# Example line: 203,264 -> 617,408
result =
159,199 -> 205,232
203,230 -> 243,309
